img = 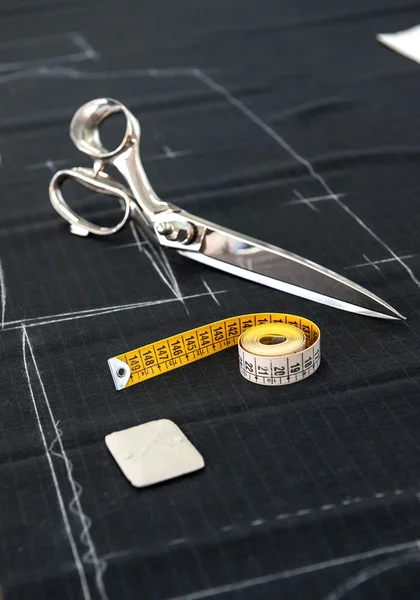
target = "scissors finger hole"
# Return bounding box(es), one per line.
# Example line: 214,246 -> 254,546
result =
70,98 -> 135,159
62,177 -> 128,229
98,111 -> 128,155
50,169 -> 130,236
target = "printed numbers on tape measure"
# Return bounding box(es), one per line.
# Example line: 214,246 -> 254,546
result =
156,344 -> 170,360
245,361 -> 254,373
129,355 -> 141,371
108,313 -> 321,389
274,366 -> 286,376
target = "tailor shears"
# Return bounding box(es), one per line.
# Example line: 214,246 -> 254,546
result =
49,98 -> 404,320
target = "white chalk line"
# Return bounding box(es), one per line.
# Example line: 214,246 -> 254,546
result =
0,68 -> 41,86
48,424 -> 107,591
361,254 -> 383,275
201,277 -> 220,306
163,145 -> 175,159
195,70 -> 419,290
105,241 -> 148,250
168,537 -> 188,546
165,540 -> 420,600
129,221 -> 189,314
3,291 -> 228,331
0,258 -> 6,329
45,160 -> 57,174
0,30 -> 85,50
0,52 -> 93,75
22,328 -> 92,600
291,189 -> 320,212
0,37 -> 97,81
117,196 -> 185,310
0,32 -> 96,75
1,31 -> 97,73
26,158 -> 70,172
287,191 -> 346,209
337,199 -> 420,289
148,148 -> 191,161
26,148 -> 189,173
323,548 -> 420,600
33,65 -> 198,80
221,491 -> 396,531
26,148 -> 191,172
23,327 -> 109,600
69,33 -> 99,61
161,145 -> 191,160
0,66 -> 71,87
345,254 -> 417,270
104,488 -> 414,562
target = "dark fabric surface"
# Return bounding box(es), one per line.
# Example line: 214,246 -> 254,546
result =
1,1 -> 420,598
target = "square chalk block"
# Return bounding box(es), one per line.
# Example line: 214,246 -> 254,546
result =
105,419 -> 205,488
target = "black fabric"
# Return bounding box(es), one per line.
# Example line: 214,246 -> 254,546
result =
1,1 -> 420,598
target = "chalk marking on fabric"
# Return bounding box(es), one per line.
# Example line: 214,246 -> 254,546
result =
323,550 -> 420,600
0,259 -> 6,329
345,254 -> 417,270
3,291 -> 228,331
49,423 -> 107,581
362,254 -> 383,274
23,328 -> 109,599
36,66 -> 198,79
168,538 -> 188,546
201,277 -> 221,306
290,189 -> 320,212
287,190 -> 346,210
0,31 -> 97,73
26,158 -> 70,171
129,221 -> 188,313
195,70 -> 418,289
106,241 -> 149,250
165,541 -> 420,600
69,33 -> 99,61
22,328 -> 92,600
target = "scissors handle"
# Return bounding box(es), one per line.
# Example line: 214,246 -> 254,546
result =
49,98 -> 170,236
49,167 -> 132,236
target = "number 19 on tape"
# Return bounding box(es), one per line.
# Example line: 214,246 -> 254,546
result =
108,313 -> 321,390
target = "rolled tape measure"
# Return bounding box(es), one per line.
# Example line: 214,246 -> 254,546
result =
108,313 -> 321,390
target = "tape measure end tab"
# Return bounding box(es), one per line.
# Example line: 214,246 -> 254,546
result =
108,357 -> 131,390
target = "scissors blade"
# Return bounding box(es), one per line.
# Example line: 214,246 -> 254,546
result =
177,226 -> 404,320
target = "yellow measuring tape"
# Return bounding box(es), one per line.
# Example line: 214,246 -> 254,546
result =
108,313 -> 321,390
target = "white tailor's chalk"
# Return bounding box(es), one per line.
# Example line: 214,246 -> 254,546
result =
105,419 -> 205,488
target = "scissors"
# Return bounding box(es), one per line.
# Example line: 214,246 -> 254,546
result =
49,98 -> 404,320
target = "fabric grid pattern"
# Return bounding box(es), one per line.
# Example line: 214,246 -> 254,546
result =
1,1 -> 420,598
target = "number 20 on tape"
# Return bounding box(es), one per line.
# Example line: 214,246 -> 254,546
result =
108,313 -> 321,389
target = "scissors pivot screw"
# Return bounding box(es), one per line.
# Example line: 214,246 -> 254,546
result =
156,220 -> 195,245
